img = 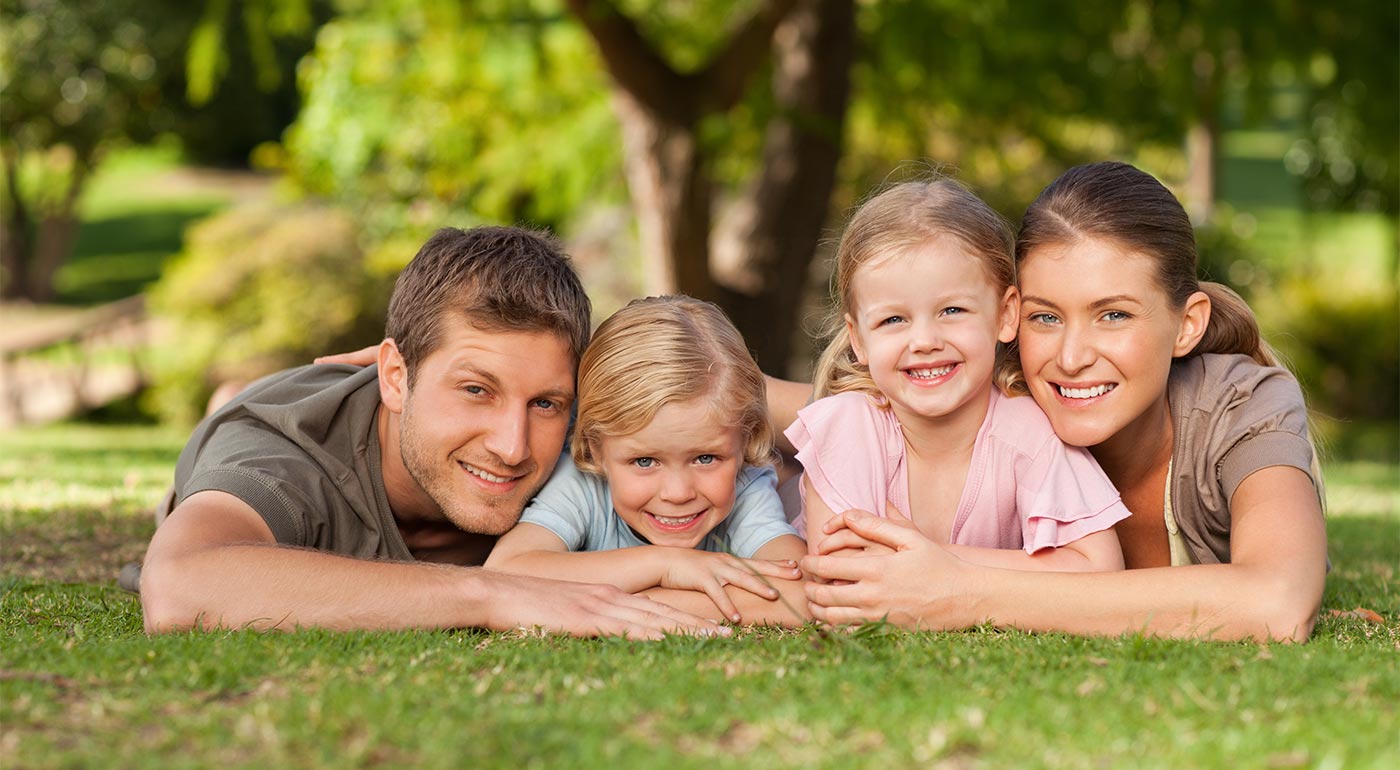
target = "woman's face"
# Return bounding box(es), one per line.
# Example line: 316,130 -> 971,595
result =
1016,237 -> 1198,448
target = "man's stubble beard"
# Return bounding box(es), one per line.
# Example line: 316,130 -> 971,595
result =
396,398 -> 535,537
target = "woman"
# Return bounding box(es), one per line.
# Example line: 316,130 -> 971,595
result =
776,161 -> 1327,641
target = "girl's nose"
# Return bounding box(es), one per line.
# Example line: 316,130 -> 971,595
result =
909,318 -> 944,353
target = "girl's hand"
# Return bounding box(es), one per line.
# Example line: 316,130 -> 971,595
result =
660,550 -> 802,623
801,510 -> 971,628
314,345 -> 378,366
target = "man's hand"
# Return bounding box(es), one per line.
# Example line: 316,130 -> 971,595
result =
479,570 -> 733,640
658,550 -> 802,623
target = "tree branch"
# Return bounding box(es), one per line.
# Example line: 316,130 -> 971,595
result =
563,0 -> 692,123
698,0 -> 801,112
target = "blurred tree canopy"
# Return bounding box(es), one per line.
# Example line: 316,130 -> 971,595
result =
0,0 -> 320,301
267,0 -> 1394,372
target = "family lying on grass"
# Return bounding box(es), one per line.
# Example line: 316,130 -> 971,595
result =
131,161 -> 1327,642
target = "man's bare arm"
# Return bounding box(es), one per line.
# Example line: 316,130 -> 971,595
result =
140,491 -> 726,639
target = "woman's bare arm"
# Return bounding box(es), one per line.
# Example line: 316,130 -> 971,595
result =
802,466 -> 1325,642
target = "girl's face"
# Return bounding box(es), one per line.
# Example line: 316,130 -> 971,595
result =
592,397 -> 746,549
1016,237 -> 1203,448
845,238 -> 1017,427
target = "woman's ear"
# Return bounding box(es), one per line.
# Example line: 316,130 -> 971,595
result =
844,314 -> 867,365
1173,290 -> 1211,357
998,286 -> 1020,344
377,338 -> 409,413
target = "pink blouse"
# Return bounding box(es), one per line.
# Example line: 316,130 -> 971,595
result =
786,389 -> 1130,553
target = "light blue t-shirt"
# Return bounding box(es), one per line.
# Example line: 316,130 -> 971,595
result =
519,453 -> 798,557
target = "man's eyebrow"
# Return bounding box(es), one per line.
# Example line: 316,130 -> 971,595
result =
446,363 -> 501,389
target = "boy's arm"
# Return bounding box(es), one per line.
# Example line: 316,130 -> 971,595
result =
485,523 -> 668,593
643,534 -> 812,627
141,491 -> 721,638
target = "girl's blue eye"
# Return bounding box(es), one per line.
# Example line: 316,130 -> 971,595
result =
879,316 -> 904,326
695,454 -> 716,465
942,306 -> 966,316
633,457 -> 656,468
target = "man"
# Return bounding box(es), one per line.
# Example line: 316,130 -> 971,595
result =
139,226 -> 722,639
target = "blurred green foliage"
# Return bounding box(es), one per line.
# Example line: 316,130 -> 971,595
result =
146,205 -> 390,423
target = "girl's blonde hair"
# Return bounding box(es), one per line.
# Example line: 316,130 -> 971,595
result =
572,295 -> 775,473
814,178 -> 1017,400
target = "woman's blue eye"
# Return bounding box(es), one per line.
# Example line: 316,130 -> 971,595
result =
633,457 -> 656,468
695,454 -> 716,465
1103,311 -> 1130,322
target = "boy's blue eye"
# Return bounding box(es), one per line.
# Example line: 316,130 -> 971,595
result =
695,454 -> 716,465
632,457 -> 656,468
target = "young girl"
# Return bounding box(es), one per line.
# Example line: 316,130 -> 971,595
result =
485,295 -> 808,624
792,179 -> 1128,572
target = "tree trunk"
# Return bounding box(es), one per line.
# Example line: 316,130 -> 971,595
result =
716,0 -> 853,373
612,93 -> 717,300
1185,51 -> 1219,225
1,149 -> 29,300
25,163 -> 87,302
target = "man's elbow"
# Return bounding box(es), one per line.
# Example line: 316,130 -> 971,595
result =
139,557 -> 199,634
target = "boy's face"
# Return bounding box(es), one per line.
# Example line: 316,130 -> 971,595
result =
592,398 -> 745,549
381,314 -> 577,535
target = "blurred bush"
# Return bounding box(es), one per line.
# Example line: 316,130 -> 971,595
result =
147,204 -> 391,424
1264,279 -> 1400,461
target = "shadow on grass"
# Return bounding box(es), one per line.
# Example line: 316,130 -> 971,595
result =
56,204 -> 222,305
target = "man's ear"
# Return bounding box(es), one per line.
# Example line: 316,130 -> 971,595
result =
998,286 -> 1020,344
1173,290 -> 1212,357
844,314 -> 867,365
377,338 -> 409,413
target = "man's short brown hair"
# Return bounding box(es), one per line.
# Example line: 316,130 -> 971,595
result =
385,226 -> 591,381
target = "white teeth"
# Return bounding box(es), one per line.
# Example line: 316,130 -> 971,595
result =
907,364 -> 955,379
653,513 -> 700,526
1057,384 -> 1115,399
464,464 -> 512,483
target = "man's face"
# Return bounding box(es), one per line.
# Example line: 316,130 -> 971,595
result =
389,315 -> 576,535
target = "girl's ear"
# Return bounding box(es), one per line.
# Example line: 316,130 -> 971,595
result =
377,338 -> 409,413
844,314 -> 867,365
1173,290 -> 1211,357
998,286 -> 1020,344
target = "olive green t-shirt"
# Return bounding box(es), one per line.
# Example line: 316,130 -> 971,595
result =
171,364 -> 414,561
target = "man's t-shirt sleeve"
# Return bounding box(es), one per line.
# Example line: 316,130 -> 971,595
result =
176,421 -> 328,546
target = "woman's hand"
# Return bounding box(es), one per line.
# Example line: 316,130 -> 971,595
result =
801,510 -> 972,628
660,550 -> 802,623
813,503 -> 917,557
313,345 -> 378,366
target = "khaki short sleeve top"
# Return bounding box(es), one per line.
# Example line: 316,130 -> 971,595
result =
1167,353 -> 1319,565
171,364 -> 413,562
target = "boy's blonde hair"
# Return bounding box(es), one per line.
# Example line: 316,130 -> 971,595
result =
813,177 -> 1017,400
572,295 -> 775,473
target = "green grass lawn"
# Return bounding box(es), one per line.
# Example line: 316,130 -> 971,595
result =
2,423 -> 1396,769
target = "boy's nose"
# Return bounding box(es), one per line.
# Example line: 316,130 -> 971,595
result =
659,471 -> 696,504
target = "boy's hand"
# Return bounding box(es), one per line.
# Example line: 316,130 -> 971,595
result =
658,550 -> 802,623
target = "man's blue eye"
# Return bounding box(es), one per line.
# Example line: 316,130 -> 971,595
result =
464,385 -> 486,395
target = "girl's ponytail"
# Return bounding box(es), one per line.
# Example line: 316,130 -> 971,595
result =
1192,281 -> 1281,368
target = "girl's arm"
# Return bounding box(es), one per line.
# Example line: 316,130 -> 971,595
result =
812,518 -> 1124,572
486,523 -> 802,623
802,466 -> 1326,641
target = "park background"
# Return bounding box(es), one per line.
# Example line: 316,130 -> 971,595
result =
2,1 -> 1397,768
